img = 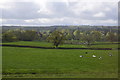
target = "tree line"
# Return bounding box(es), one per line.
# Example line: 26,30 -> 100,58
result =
2,28 -> 119,47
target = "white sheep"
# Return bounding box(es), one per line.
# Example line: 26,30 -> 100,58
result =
108,53 -> 113,56
92,55 -> 96,57
99,57 -> 102,59
80,55 -> 83,57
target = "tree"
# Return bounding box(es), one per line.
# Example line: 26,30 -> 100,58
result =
21,30 -> 37,41
2,30 -> 18,42
47,30 -> 66,48
66,32 -> 73,40
73,30 -> 81,40
61,29 -> 73,40
114,32 -> 118,42
11,29 -> 23,41
106,32 -> 116,42
91,31 -> 102,42
81,32 -> 94,46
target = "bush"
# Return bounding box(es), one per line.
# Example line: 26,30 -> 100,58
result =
2,31 -> 18,42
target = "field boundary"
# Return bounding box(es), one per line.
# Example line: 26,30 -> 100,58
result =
1,44 -> 116,50
64,42 -> 120,45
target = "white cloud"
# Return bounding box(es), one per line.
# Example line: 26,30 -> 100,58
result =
0,18 -> 6,22
24,18 -> 51,24
101,19 -> 117,24
70,2 -> 95,14
68,0 -> 119,2
37,7 -> 53,15
24,19 -> 34,23
0,2 -> 14,9
38,18 -> 50,23
0,19 -> 2,22
1,0 -> 118,26
94,12 -> 106,18
104,7 -> 111,11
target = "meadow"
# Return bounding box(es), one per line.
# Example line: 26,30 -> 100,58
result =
2,41 -> 119,48
2,41 -> 118,78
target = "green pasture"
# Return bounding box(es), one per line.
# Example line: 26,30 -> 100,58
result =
2,46 -> 118,78
1,41 -> 119,48
2,41 -> 52,47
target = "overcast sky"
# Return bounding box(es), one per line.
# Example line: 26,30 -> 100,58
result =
0,0 -> 119,26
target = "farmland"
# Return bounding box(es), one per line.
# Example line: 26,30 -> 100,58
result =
2,41 -> 119,48
2,41 -> 118,78
1,0 -> 119,79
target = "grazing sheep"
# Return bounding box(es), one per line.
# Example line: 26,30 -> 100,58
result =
80,55 -> 83,57
92,55 -> 96,57
99,57 -> 102,59
109,54 -> 112,56
108,53 -> 113,56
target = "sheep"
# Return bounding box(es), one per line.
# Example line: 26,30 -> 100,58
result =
80,55 -> 83,57
92,55 -> 96,57
109,54 -> 112,56
108,53 -> 113,56
98,57 -> 102,59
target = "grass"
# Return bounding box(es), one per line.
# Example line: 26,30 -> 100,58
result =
2,41 -> 53,47
2,46 -> 118,78
60,43 -> 118,48
1,41 -> 119,48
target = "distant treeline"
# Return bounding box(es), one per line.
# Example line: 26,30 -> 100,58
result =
2,27 -> 119,45
2,25 -> 119,33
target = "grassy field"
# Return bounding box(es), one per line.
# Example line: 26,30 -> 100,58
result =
2,41 -> 53,47
1,41 -> 119,48
2,41 -> 118,78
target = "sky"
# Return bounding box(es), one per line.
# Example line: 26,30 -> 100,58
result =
0,0 -> 119,26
